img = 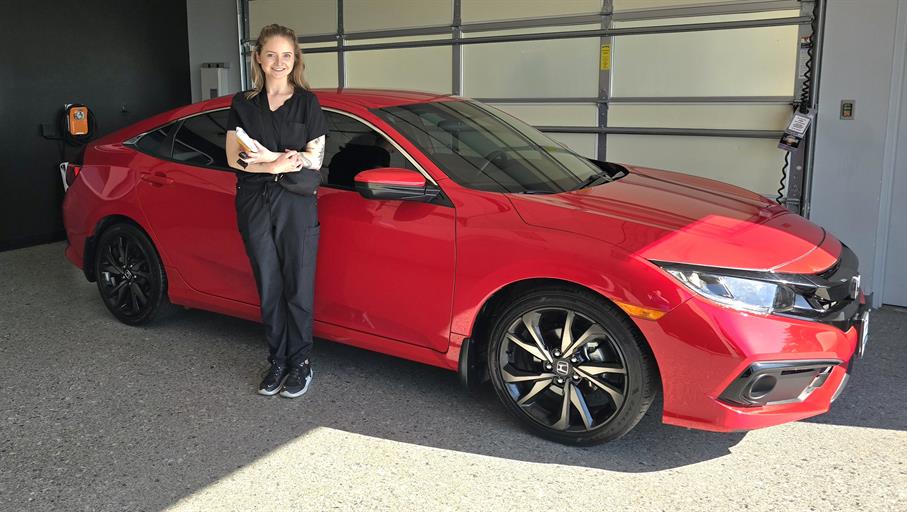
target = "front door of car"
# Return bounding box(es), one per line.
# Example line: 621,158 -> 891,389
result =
314,110 -> 456,353
134,109 -> 259,305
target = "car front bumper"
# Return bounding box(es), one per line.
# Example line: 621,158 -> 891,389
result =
636,293 -> 867,433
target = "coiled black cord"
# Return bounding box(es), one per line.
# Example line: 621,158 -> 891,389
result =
798,7 -> 819,115
778,2 -> 819,204
777,150 -> 790,203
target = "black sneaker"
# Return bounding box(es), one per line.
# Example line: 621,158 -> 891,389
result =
280,360 -> 313,398
258,362 -> 288,396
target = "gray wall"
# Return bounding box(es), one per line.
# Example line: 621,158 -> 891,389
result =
187,0 -> 243,102
810,0 -> 907,307
881,1 -> 907,307
0,0 -> 191,251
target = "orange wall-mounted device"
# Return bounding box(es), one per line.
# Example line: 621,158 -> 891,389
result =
67,105 -> 89,136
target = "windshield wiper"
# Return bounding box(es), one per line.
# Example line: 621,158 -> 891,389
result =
573,172 -> 611,190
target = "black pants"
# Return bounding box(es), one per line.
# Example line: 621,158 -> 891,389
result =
235,180 -> 319,367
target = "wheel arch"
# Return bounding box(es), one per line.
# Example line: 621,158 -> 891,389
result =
83,214 -> 158,282
458,277 -> 662,391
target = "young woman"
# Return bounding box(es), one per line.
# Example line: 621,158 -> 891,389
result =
225,24 -> 327,398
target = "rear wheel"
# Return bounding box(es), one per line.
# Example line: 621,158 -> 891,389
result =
94,223 -> 172,325
487,287 -> 658,445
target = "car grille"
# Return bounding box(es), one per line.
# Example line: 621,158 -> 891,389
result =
776,244 -> 862,331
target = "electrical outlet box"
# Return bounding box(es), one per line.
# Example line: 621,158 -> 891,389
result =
840,100 -> 855,120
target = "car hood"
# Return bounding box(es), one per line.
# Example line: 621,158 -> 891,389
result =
507,166 -> 840,273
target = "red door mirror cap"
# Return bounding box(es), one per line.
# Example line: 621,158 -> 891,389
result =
354,167 -> 427,187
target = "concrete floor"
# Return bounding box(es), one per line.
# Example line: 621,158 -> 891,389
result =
0,241 -> 905,511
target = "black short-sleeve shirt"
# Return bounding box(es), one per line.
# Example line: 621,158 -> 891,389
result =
227,88 -> 328,183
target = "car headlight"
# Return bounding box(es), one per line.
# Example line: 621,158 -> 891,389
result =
658,265 -> 796,315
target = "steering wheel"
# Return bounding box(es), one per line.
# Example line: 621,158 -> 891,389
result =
479,149 -> 509,173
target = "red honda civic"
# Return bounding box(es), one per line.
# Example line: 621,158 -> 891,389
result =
61,89 -> 869,444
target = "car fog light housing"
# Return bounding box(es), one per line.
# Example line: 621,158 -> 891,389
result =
720,360 -> 840,407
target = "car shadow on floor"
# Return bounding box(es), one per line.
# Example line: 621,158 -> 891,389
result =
304,337 -> 747,473
151,307 -> 749,475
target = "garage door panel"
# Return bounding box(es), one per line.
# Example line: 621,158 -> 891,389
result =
304,52 -> 340,89
461,0 -> 601,23
486,103 -> 599,127
346,43 -> 452,93
612,12 -> 799,98
345,0 -> 451,32
249,0 -> 338,36
463,27 -> 599,98
608,104 -> 792,131
607,134 -> 786,197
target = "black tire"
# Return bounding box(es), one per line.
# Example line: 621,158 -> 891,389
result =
93,223 -> 173,325
487,287 -> 658,445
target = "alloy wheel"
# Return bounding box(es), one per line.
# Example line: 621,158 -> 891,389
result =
98,233 -> 154,320
498,307 -> 628,432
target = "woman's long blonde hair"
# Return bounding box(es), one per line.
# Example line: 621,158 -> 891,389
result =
246,24 -> 309,100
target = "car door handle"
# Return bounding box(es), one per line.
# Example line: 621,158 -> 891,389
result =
141,172 -> 174,186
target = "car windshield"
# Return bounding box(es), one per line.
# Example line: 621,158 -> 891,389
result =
374,100 -> 624,194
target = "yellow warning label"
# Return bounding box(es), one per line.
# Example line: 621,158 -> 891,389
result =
600,45 -> 611,71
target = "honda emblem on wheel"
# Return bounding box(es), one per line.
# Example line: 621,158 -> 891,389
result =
556,360 -> 570,377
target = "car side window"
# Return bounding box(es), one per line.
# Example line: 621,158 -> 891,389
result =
323,111 -> 416,190
135,124 -> 175,158
172,109 -> 230,169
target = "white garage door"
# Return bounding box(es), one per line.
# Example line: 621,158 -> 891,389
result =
244,0 -> 814,205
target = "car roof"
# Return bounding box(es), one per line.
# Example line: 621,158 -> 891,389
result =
96,89 -> 460,145
199,88 -> 458,111
313,88 -> 458,108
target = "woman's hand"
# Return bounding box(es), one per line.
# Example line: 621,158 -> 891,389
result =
251,140 -> 281,163
239,139 -> 280,166
268,150 -> 304,174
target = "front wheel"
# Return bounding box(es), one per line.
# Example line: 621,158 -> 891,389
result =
487,287 -> 659,445
94,223 -> 172,325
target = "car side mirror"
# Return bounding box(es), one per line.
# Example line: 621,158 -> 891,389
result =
354,168 -> 441,202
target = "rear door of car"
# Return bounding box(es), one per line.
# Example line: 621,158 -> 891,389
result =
133,109 -> 259,305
